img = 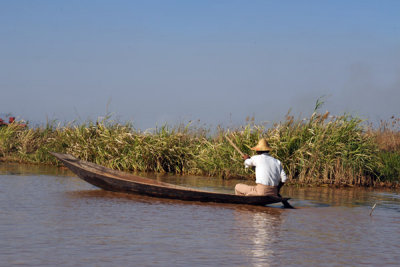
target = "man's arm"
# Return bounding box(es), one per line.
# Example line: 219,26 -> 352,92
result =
243,154 -> 255,169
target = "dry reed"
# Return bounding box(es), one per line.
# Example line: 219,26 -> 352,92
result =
0,110 -> 399,187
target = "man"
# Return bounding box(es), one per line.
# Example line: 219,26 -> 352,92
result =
235,138 -> 287,197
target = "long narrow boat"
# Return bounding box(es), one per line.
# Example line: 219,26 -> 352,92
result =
51,152 -> 293,207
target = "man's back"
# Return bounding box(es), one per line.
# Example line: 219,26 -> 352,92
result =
244,153 -> 287,186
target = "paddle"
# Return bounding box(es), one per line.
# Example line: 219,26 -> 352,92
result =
224,135 -> 294,209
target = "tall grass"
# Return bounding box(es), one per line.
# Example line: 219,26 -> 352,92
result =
367,117 -> 400,184
0,110 -> 398,187
267,112 -> 380,185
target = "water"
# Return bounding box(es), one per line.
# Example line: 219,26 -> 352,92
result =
1,163 -> 399,266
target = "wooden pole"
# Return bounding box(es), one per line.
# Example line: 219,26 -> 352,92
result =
225,135 -> 245,157
370,203 -> 377,216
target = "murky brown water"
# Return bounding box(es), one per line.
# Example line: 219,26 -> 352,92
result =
1,163 -> 399,266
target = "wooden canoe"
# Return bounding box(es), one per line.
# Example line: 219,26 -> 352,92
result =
50,152 -> 292,207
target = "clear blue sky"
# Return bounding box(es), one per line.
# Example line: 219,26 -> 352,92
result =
1,0 -> 399,129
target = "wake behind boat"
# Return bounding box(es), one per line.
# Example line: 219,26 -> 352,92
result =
50,152 -> 293,207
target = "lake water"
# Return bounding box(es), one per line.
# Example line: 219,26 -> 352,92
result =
1,163 -> 399,266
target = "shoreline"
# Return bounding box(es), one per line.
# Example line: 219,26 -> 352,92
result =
1,157 -> 398,189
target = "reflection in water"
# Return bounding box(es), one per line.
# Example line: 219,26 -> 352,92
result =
1,163 -> 400,266
285,186 -> 400,208
70,190 -> 287,267
233,207 -> 283,267
0,162 -> 74,177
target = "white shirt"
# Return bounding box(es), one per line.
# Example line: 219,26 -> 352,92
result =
244,153 -> 287,186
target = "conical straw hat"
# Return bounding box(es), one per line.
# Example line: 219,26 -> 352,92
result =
251,139 -> 272,151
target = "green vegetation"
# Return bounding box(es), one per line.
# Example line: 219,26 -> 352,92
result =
368,117 -> 400,185
1,107 -> 399,187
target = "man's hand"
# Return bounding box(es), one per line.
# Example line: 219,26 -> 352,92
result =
242,154 -> 250,160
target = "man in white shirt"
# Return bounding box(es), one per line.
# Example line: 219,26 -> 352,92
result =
235,139 -> 287,197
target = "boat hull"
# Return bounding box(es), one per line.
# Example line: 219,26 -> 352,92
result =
51,152 -> 292,207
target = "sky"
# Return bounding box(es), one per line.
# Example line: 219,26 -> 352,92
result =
1,0 -> 399,129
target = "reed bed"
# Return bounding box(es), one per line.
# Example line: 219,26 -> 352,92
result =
367,117 -> 400,183
0,111 -> 399,187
